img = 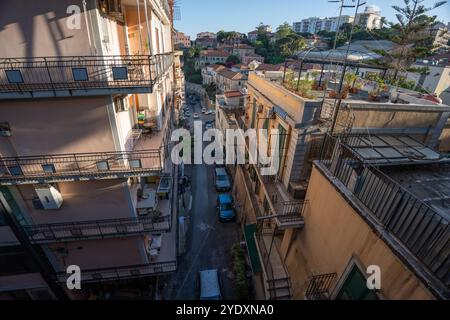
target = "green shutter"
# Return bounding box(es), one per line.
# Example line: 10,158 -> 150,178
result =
336,266 -> 379,300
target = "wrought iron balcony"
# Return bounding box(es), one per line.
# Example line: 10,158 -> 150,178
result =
0,53 -> 174,99
0,149 -> 162,185
57,260 -> 177,283
305,273 -> 337,300
23,214 -> 171,244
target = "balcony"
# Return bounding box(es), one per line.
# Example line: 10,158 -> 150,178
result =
23,214 -> 171,244
0,148 -> 162,185
259,173 -> 307,229
0,53 -> 174,99
56,260 -> 177,283
254,225 -> 292,300
304,273 -> 337,300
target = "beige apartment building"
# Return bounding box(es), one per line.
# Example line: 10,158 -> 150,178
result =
0,0 -> 183,299
231,73 -> 450,299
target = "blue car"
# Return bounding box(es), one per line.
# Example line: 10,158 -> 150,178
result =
215,167 -> 231,192
217,194 -> 236,222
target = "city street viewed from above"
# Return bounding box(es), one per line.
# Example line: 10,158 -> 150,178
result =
0,0 -> 449,309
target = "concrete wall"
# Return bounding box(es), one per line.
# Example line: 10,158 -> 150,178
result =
282,165 -> 434,300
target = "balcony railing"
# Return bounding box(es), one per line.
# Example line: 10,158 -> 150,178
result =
320,135 -> 450,291
23,214 -> 171,244
254,226 -> 292,300
0,53 -> 174,99
0,149 -> 162,185
57,260 -> 177,283
305,273 -> 337,300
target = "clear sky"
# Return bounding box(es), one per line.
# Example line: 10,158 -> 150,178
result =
174,0 -> 450,38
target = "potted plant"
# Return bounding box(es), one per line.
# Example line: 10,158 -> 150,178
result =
344,72 -> 358,93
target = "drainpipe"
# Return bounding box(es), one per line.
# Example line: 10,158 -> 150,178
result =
143,0 -> 153,55
136,0 -> 144,54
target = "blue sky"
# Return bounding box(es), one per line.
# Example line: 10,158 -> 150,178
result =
174,0 -> 450,38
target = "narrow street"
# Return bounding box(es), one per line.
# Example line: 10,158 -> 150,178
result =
159,97 -> 241,300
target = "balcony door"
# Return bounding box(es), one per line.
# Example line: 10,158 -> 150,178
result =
335,265 -> 379,300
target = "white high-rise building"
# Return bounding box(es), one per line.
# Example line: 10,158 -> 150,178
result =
293,5 -> 382,34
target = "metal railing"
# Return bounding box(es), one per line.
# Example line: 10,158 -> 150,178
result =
320,134 -> 450,287
255,225 -> 292,300
23,214 -> 171,244
260,174 -> 307,219
0,53 -> 173,97
57,260 -> 177,283
0,149 -> 162,184
305,273 -> 337,300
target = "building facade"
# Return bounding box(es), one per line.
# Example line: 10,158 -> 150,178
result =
0,0 -> 182,299
174,30 -> 191,48
196,50 -> 230,69
231,72 -> 450,300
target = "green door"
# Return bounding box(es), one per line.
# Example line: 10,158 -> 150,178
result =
336,266 -> 379,300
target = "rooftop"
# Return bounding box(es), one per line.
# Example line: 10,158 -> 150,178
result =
224,90 -> 244,98
200,50 -> 229,57
218,68 -> 244,80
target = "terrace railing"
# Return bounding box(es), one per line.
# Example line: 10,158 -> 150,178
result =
320,134 -> 450,289
57,260 -> 177,283
0,53 -> 174,98
23,214 -> 171,244
0,149 -> 162,185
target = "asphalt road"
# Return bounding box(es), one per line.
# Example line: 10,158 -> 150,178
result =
159,97 -> 241,300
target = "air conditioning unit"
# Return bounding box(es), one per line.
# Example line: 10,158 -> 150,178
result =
34,184 -> 63,210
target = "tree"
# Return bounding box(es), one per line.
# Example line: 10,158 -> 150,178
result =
226,54 -> 241,66
203,83 -> 217,101
276,22 -> 293,38
217,30 -> 241,44
379,0 -> 446,79
275,33 -> 306,57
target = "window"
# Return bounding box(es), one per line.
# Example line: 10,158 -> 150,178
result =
8,166 -> 23,176
72,68 -> 89,81
114,97 -> 127,112
5,70 -> 23,83
42,164 -> 56,174
129,159 -> 142,169
112,66 -> 128,80
96,161 -> 110,171
336,265 -> 379,300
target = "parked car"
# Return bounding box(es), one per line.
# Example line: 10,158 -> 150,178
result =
217,194 -> 236,222
193,113 -> 199,119
215,167 -> 231,192
201,108 -> 206,113
206,109 -> 212,115
205,123 -> 213,130
198,269 -> 222,300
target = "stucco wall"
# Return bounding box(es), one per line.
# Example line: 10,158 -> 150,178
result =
0,96 -> 115,157
283,165 -> 434,300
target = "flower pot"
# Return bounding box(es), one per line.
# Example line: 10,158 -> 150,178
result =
340,90 -> 348,99
368,92 -> 380,101
329,91 -> 337,98
350,87 -> 359,94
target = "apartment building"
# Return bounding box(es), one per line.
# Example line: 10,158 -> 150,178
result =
174,30 -> 191,49
0,0 -> 182,299
201,64 -> 226,86
196,50 -> 229,69
216,68 -> 246,92
195,32 -> 217,49
427,22 -> 450,50
293,16 -> 353,34
293,6 -> 381,34
281,134 -> 449,300
231,73 -> 450,299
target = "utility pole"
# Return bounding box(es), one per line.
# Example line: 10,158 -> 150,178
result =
329,0 -> 366,135
0,195 -> 69,300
